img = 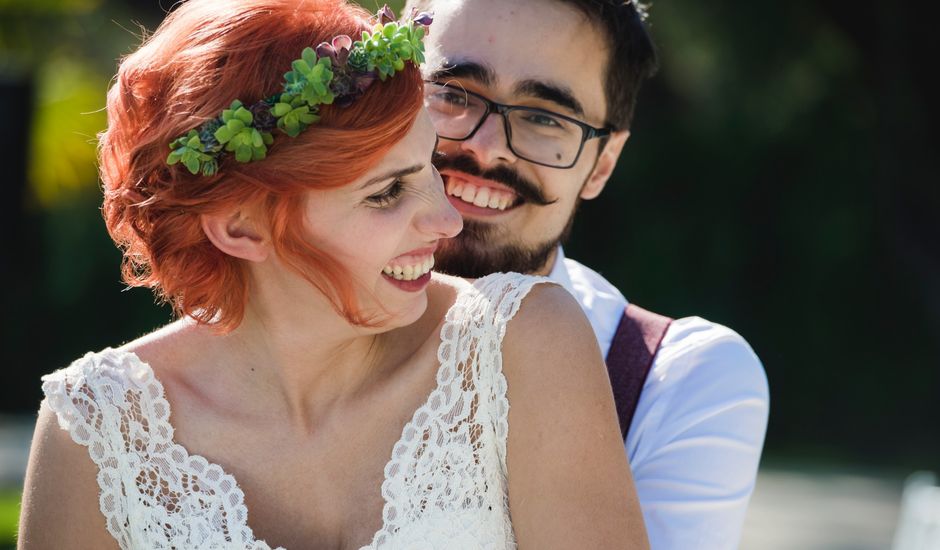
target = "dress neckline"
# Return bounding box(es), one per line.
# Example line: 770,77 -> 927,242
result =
109,275 -> 483,550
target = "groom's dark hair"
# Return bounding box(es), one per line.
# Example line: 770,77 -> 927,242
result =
407,0 -> 658,131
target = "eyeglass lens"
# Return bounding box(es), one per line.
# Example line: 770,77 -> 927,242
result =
424,83 -> 584,167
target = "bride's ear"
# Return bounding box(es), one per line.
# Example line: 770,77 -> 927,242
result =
200,209 -> 270,262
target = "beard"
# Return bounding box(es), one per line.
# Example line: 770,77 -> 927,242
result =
432,149 -> 584,278
433,202 -> 579,278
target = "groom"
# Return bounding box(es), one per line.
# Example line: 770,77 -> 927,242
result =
408,0 -> 770,547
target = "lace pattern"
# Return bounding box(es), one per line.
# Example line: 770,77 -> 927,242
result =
41,272 -> 549,549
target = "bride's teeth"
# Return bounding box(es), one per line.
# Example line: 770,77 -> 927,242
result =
384,254 -> 436,281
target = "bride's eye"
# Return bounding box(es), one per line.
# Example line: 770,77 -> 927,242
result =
366,179 -> 405,208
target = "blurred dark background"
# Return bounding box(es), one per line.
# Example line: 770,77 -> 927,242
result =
1,0 -> 937,477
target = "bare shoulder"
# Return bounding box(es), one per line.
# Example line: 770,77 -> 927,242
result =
501,281 -> 601,376
116,318 -> 204,375
499,281 -> 649,548
18,403 -> 119,548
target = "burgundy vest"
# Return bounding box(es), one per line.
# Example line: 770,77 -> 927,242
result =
605,304 -> 673,440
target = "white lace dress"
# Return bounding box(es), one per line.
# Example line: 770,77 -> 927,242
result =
41,273 -> 549,550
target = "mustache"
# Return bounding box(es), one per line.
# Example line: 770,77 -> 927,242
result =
432,151 -> 557,207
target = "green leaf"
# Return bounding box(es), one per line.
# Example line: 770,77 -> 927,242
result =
227,119 -> 245,132
284,117 -> 300,137
235,144 -> 252,163
234,107 -> 253,125
251,129 -> 263,148
302,47 -> 317,67
183,156 -> 200,174
298,112 -> 319,125
414,26 -> 425,41
214,125 -> 233,143
167,150 -> 182,165
273,102 -> 292,117
292,59 -> 311,75
383,22 -> 397,38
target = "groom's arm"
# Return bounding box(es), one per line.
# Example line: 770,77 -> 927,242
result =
626,318 -> 769,550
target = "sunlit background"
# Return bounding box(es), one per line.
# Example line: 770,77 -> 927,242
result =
1,0 -> 937,548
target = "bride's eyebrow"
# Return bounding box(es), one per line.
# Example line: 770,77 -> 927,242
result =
357,164 -> 424,191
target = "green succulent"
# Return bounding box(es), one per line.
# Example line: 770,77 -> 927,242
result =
167,130 -> 218,175
272,93 -> 321,138
357,22 -> 426,80
347,48 -> 369,72
164,7 -> 431,176
214,100 -> 273,163
283,47 -> 336,106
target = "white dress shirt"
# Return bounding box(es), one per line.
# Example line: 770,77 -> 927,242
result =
548,248 -> 770,550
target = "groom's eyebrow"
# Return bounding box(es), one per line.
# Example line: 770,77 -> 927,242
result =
431,60 -> 494,86
516,80 -> 584,117
430,60 -> 583,117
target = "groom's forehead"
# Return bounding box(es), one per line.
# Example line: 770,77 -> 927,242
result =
423,0 -> 609,112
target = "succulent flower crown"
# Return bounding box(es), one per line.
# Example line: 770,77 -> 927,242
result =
166,5 -> 432,176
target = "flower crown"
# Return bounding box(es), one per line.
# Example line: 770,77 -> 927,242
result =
166,5 -> 433,176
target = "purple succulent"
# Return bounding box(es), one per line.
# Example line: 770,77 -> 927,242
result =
354,72 -> 377,94
331,35 -> 352,66
315,35 -> 353,67
248,101 -> 277,133
378,4 -> 396,25
413,12 -> 433,27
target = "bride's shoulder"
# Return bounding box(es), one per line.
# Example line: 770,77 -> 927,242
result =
43,319 -> 197,392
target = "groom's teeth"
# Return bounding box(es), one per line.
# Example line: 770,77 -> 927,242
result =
462,186 -> 477,203
473,188 -> 490,208
446,180 -> 516,211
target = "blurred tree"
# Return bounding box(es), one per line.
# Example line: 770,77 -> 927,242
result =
0,0 -> 936,470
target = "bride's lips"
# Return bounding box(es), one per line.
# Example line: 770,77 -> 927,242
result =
382,245 -> 436,292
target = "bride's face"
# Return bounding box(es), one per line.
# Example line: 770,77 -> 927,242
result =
302,109 -> 463,326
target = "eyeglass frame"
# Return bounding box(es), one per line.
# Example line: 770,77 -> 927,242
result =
424,80 -> 614,169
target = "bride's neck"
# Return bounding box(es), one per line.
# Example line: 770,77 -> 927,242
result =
216,295 -> 391,432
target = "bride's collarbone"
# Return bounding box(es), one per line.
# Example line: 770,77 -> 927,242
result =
147,341 -> 447,548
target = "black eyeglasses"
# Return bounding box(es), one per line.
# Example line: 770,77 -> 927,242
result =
423,81 -> 612,169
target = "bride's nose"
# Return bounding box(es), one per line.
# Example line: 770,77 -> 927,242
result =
415,166 -> 463,239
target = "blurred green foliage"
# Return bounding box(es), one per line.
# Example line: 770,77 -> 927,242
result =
0,0 -> 936,477
0,490 -> 19,549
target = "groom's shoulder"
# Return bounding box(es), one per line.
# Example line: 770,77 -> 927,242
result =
564,257 -> 766,396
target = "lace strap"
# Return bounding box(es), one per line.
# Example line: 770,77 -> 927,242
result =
40,349 -> 159,549
470,273 -> 555,474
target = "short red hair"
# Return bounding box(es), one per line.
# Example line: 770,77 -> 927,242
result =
99,0 -> 424,331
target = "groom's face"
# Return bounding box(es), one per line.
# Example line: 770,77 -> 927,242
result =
418,0 -> 625,277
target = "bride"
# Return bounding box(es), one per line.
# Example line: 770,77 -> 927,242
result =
17,0 -> 647,548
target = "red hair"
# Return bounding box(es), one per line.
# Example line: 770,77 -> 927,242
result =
99,0 -> 424,331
